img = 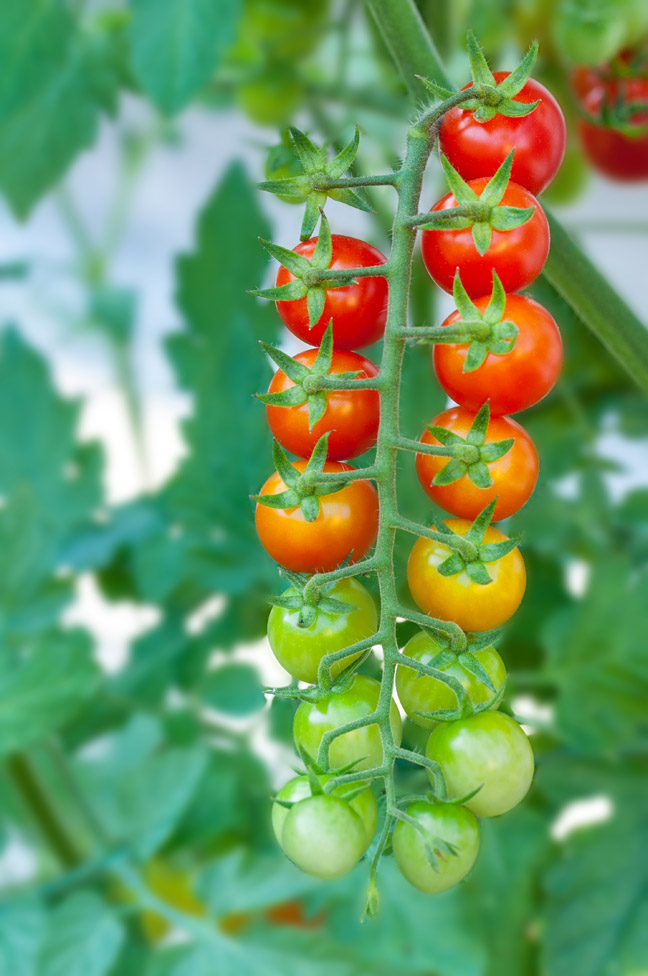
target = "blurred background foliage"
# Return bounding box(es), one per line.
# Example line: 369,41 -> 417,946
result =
0,1 -> 647,975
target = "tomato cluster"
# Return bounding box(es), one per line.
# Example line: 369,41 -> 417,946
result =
254,42 -> 565,900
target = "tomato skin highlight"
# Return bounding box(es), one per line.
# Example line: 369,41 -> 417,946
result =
434,292 -> 562,415
407,519 -> 526,633
393,801 -> 480,893
577,76 -> 648,182
255,460 -> 378,573
440,73 -> 567,195
267,578 -> 378,683
281,794 -> 367,879
421,179 -> 550,297
396,631 -> 506,729
272,774 -> 378,856
416,407 -> 539,521
293,674 -> 402,772
266,348 -> 380,461
276,235 -> 388,349
425,711 -> 535,817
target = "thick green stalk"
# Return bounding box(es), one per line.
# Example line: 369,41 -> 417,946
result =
365,0 -> 648,392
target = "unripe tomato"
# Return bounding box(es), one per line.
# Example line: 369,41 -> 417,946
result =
282,794 -> 367,879
272,774 -> 377,854
237,72 -> 301,127
407,519 -> 526,632
393,801 -> 480,893
425,711 -> 534,817
396,631 -> 506,729
440,74 -> 566,195
255,460 -> 378,573
293,674 -> 402,771
421,180 -> 550,297
416,407 -> 539,521
267,578 -> 378,683
266,348 -> 380,461
433,293 -> 562,415
276,236 -> 388,349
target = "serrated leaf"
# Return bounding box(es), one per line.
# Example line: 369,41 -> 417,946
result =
128,0 -> 240,114
201,663 -> 265,716
37,892 -> 124,976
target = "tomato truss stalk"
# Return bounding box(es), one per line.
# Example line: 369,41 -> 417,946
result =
287,88 -> 486,907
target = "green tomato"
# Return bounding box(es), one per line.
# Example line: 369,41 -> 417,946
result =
396,632 -> 506,729
552,0 -> 627,66
393,801 -> 480,893
268,578 -> 378,683
293,674 -> 402,772
281,794 -> 366,879
272,774 -> 377,853
243,0 -> 328,60
425,712 -> 534,818
237,72 -> 301,127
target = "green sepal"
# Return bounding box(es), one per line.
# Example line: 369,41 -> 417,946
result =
496,41 -> 539,99
463,342 -> 489,372
462,34 -> 539,123
425,424 -> 464,446
307,392 -> 328,430
260,340 -> 309,380
256,386 -> 307,409
417,212 -> 473,232
466,402 -> 490,445
480,438 -> 514,463
268,592 -> 303,611
249,279 -> 308,302
307,765 -> 323,796
465,560 -> 493,586
316,596 -> 355,615
453,271 -> 480,321
418,76 -> 456,101
465,499 -> 497,544
441,153 -> 479,204
437,551 -> 466,577
312,214 -> 333,269
307,287 -> 326,328
484,272 -> 506,321
467,627 -> 503,650
491,99 -> 540,119
306,431 -> 331,473
273,440 -> 300,487
467,460 -> 493,489
301,194 -> 324,240
258,177 -> 310,200
432,458 -> 467,487
327,126 -> 360,178
457,651 -> 497,692
466,29 -> 495,87
252,487 -> 301,509
259,237 -> 311,276
329,187 -> 373,213
490,206 -> 535,231
479,151 -> 515,208
471,221 -> 492,256
479,536 -> 522,562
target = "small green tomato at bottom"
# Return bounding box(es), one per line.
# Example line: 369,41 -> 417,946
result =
281,795 -> 367,880
393,802 -> 480,894
272,774 -> 377,855
396,632 -> 506,729
425,711 -> 534,818
267,578 -> 378,684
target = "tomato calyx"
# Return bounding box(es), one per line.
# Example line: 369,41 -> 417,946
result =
412,152 -> 535,255
269,568 -> 356,628
420,31 -> 540,123
421,402 -> 514,490
445,271 -> 519,371
580,90 -> 648,138
257,324 -> 365,430
432,500 -> 522,585
257,126 -> 371,239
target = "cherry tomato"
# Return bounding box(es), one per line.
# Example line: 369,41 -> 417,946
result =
421,180 -> 550,297
267,578 -> 378,683
407,519 -> 526,633
293,674 -> 402,771
392,801 -> 480,893
434,293 -> 562,415
578,77 -> 648,181
416,407 -> 539,521
396,631 -> 506,729
281,794 -> 367,879
440,74 -> 566,195
276,236 -> 388,349
266,348 -> 380,460
272,774 -> 377,855
255,460 -> 378,573
425,711 -> 534,817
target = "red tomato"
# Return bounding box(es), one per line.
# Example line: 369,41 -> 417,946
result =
266,348 -> 379,460
255,460 -> 378,573
416,407 -> 539,521
434,293 -> 562,415
578,77 -> 648,181
276,236 -> 388,349
421,180 -> 550,297
440,73 -> 566,195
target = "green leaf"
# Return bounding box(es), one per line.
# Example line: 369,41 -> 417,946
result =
201,663 -> 265,716
0,900 -> 45,976
128,0 -> 240,114
37,893 -> 124,976
0,1 -> 104,216
0,630 -> 99,756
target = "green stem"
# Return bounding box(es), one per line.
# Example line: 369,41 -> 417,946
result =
7,754 -> 82,869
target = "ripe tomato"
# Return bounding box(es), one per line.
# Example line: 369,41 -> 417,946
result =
272,774 -> 377,855
440,74 -> 566,195
434,292 -> 563,415
416,407 -> 539,521
266,348 -> 380,461
281,794 -> 367,879
407,519 -> 526,632
578,76 -> 648,181
255,460 -> 378,573
293,674 -> 402,771
392,801 -> 480,893
276,235 -> 388,349
425,711 -> 534,817
267,578 -> 378,683
421,180 -> 550,297
396,631 -> 506,729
